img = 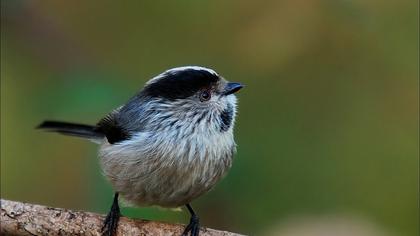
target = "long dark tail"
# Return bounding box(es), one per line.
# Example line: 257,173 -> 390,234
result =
37,121 -> 104,139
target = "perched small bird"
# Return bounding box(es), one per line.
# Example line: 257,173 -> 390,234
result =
38,66 -> 243,236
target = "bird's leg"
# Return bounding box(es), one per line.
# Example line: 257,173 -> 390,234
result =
101,192 -> 121,236
182,204 -> 200,236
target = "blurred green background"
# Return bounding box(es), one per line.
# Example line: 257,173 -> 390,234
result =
1,1 -> 418,235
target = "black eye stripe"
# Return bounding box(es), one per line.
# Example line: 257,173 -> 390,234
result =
142,69 -> 219,100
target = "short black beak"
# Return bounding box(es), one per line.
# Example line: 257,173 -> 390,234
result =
223,82 -> 244,95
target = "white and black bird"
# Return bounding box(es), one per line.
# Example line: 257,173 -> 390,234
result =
38,66 -> 243,236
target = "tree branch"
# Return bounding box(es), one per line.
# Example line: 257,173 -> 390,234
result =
1,199 -> 244,236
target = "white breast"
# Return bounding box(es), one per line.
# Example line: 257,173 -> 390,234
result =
98,121 -> 236,207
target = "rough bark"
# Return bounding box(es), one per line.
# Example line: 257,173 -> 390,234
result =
0,199 -> 243,236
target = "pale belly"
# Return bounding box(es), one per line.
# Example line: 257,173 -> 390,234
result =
98,132 -> 235,208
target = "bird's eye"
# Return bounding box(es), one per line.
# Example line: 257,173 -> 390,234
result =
199,90 -> 211,102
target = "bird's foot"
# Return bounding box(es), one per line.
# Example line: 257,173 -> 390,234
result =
101,205 -> 120,236
182,214 -> 200,236
101,193 -> 120,236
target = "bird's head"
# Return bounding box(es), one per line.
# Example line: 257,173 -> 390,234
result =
139,66 -> 243,132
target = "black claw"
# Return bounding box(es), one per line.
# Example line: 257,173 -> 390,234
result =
101,193 -> 121,236
182,204 -> 200,236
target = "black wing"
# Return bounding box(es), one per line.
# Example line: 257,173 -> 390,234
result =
96,111 -> 131,144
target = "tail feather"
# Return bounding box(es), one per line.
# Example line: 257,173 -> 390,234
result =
37,121 -> 104,139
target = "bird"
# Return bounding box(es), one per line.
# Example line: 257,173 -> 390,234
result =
37,66 -> 243,236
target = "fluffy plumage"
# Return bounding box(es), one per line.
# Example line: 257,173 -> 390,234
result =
99,67 -> 238,207
38,66 -> 241,208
